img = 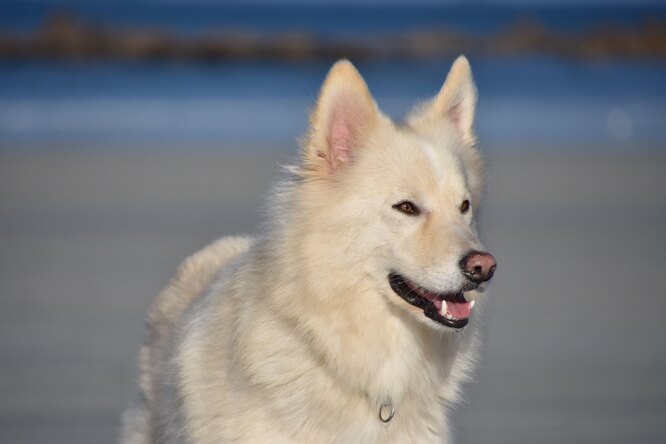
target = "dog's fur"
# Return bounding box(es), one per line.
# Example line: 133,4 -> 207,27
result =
121,56 -> 492,444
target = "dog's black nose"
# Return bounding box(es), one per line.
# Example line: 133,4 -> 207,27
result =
460,250 -> 497,284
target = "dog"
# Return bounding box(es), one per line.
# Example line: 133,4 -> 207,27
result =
120,56 -> 496,444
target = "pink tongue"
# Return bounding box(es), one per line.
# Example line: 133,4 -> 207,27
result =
447,301 -> 472,319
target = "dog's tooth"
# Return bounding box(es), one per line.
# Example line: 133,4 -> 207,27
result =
439,300 -> 448,315
442,301 -> 453,320
470,300 -> 476,308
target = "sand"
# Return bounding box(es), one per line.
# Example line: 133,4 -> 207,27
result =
1,147 -> 665,443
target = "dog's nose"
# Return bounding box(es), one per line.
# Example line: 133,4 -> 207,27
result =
460,250 -> 497,284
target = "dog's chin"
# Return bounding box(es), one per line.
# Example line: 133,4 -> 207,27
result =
387,273 -> 476,330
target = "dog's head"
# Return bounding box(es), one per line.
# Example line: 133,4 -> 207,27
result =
294,57 -> 496,331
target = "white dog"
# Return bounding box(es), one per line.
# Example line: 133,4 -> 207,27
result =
121,56 -> 496,444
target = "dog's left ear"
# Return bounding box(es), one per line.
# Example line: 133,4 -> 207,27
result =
408,56 -> 478,146
302,60 -> 380,176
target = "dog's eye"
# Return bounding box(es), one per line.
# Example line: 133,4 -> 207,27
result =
460,199 -> 471,214
393,200 -> 420,216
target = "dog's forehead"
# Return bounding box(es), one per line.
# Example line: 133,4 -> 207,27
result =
392,127 -> 467,189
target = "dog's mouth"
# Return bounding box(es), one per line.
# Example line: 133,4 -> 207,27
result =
388,273 -> 474,329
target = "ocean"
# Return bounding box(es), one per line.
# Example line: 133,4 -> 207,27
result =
1,1 -> 664,35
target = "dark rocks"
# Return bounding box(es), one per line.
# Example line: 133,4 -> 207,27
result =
0,11 -> 664,62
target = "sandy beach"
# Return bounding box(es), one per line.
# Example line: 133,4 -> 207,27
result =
1,146 -> 665,443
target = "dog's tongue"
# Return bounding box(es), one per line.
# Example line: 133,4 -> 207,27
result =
416,286 -> 473,320
446,301 -> 472,319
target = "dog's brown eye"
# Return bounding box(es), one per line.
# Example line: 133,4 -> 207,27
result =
460,199 -> 471,214
393,201 -> 419,216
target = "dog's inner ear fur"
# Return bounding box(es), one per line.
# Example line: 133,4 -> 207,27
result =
305,60 -> 378,175
409,56 -> 478,146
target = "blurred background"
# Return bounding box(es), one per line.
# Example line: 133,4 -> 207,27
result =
0,1 -> 665,443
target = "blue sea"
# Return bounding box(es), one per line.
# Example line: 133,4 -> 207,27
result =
0,2 -> 665,149
2,1 -> 664,36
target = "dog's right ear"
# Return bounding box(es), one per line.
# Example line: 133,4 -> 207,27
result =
302,60 -> 379,177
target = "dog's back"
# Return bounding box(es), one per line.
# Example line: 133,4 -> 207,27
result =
121,236 -> 251,444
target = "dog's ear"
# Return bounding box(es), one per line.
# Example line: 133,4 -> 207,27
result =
303,60 -> 379,176
408,56 -> 477,146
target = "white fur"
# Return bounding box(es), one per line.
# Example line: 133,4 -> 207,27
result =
120,56 -> 492,444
